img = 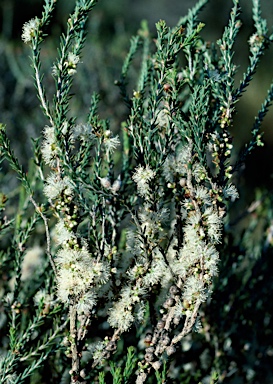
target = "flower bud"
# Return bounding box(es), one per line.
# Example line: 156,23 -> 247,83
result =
100,177 -> 111,189
111,176 -> 121,193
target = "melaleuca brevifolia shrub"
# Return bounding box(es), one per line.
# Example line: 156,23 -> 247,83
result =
1,0 -> 273,383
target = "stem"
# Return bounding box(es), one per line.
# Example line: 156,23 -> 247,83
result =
70,303 -> 80,383
29,195 -> 57,276
171,300 -> 201,344
33,57 -> 54,126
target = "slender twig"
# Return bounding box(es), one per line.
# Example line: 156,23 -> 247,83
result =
29,195 -> 57,276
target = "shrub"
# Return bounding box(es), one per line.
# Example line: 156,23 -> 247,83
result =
1,0 -> 273,383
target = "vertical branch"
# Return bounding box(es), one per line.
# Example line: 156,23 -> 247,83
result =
70,303 -> 80,383
29,195 -> 57,276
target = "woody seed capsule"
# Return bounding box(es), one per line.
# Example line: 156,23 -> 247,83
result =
145,352 -> 154,362
151,361 -> 162,370
161,335 -> 170,346
163,297 -> 174,308
100,177 -> 111,189
166,345 -> 176,356
169,285 -> 179,296
156,320 -> 165,329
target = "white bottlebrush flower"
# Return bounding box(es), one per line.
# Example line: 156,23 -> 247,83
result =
21,18 -> 39,44
203,207 -> 222,244
203,244 -> 219,276
57,268 -> 88,303
162,144 -> 191,182
56,247 -> 90,267
183,275 -> 208,304
132,165 -> 155,197
192,162 -> 207,182
108,301 -> 134,332
121,285 -> 147,304
166,239 -> 178,261
248,33 -> 263,53
43,125 -> 55,142
186,211 -> 201,227
183,219 -> 203,245
171,256 -> 189,280
43,175 -> 63,200
90,341 -> 109,364
76,290 -> 97,314
56,247 -> 110,303
41,125 -> 59,166
108,285 -> 147,331
194,186 -> 211,205
54,220 -> 75,245
134,301 -> 146,323
67,52 -> 80,65
44,174 -> 73,200
142,256 -> 168,287
91,261 -> 110,285
223,183 -> 239,202
103,134 -> 120,155
138,205 -> 169,238
174,240 -> 202,279
65,52 -> 80,75
127,263 -> 147,280
41,142 -> 55,160
160,267 -> 173,288
174,300 -> 184,318
249,33 -> 259,46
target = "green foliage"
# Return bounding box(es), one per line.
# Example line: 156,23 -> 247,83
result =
1,0 -> 273,383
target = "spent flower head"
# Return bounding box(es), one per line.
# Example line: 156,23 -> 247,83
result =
72,123 -> 94,140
